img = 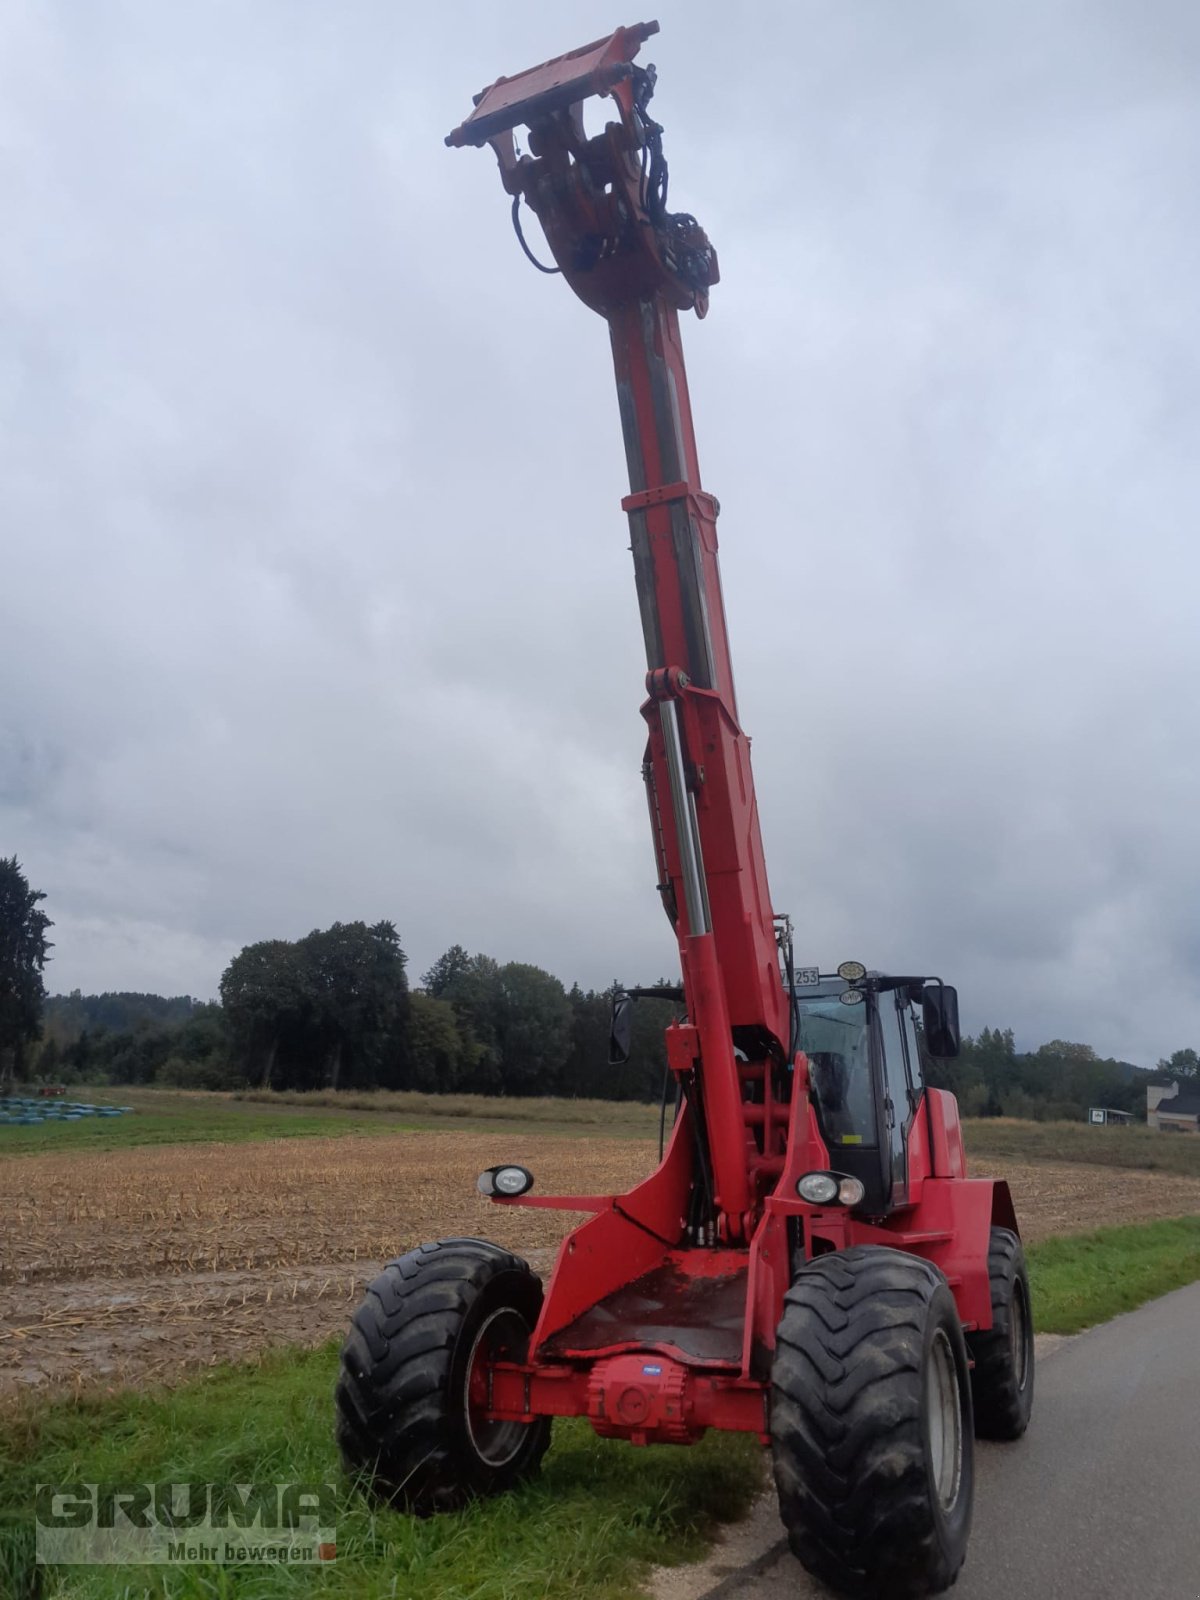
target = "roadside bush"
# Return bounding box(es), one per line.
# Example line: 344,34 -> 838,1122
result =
157,1054 -> 246,1091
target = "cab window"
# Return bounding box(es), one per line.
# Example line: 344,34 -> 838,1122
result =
794,989 -> 878,1151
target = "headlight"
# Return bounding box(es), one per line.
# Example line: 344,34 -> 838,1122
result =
477,1164 -> 534,1197
837,960 -> 866,983
796,1172 -> 839,1204
795,1171 -> 866,1208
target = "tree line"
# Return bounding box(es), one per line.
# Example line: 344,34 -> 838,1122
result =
37,973 -> 1185,1119
924,1027 -> 1168,1121
35,929 -> 681,1102
5,859 -> 1197,1114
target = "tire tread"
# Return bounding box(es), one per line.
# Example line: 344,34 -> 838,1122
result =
770,1245 -> 973,1598
335,1237 -> 550,1513
966,1227 -> 1034,1440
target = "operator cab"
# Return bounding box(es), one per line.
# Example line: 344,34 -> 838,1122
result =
792,969 -> 960,1215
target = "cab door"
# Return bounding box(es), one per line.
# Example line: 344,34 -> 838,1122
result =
875,990 -> 916,1207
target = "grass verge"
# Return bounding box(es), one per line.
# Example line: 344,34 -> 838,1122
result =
1027,1215 -> 1200,1334
0,1343 -> 761,1600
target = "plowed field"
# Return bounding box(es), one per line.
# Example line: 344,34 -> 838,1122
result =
3,1130 -> 1198,1398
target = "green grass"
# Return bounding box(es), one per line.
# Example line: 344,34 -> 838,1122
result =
0,1089 -> 408,1155
0,1344 -> 762,1600
1027,1215 -> 1200,1334
0,1087 -> 659,1156
9,1093 -> 1197,1171
963,1115 -> 1200,1179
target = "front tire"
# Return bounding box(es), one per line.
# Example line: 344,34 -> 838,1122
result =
966,1227 -> 1034,1440
335,1237 -> 551,1514
771,1245 -> 974,1598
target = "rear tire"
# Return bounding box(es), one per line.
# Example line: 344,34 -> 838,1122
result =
966,1227 -> 1034,1440
335,1237 -> 551,1514
770,1245 -> 974,1598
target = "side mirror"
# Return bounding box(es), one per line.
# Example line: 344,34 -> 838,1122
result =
608,992 -> 633,1065
922,984 -> 960,1058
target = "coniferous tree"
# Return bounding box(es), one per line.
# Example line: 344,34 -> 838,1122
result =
0,857 -> 53,1087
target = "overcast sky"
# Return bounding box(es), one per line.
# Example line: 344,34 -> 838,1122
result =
3,2 -> 1198,1065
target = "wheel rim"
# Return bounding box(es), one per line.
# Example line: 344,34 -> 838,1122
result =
926,1328 -> 963,1513
464,1307 -> 533,1468
1011,1279 -> 1030,1392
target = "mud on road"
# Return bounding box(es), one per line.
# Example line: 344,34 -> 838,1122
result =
2,1130 -> 1198,1399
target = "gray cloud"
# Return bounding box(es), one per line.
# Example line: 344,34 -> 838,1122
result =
3,1 -> 1198,1063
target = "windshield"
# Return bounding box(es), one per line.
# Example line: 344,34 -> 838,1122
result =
793,983 -> 878,1149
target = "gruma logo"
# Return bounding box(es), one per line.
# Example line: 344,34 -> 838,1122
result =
35,1483 -> 337,1565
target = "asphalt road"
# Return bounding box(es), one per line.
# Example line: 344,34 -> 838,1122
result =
669,1281 -> 1200,1600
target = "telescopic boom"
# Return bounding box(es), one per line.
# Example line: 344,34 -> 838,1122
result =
449,21 -> 789,1237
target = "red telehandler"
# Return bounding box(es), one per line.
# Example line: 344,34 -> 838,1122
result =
337,24 -> 1033,1596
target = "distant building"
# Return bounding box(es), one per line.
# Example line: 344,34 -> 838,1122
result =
1147,1081 -> 1200,1133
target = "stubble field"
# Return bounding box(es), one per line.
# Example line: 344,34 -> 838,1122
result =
4,1121 -> 1200,1399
